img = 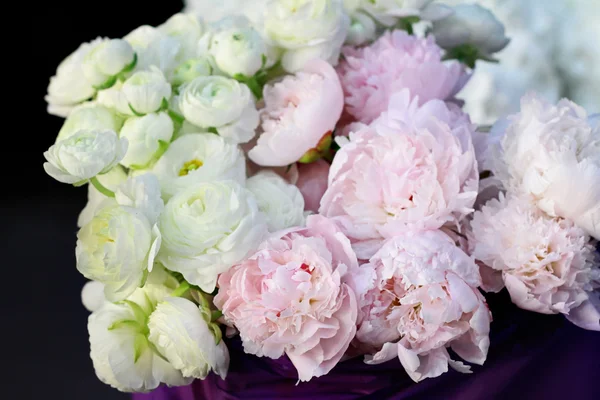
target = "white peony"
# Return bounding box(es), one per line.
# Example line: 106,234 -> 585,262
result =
43,129 -> 128,185
115,174 -> 165,226
45,41 -> 97,117
246,171 -> 305,232
171,57 -> 213,86
148,297 -> 229,379
78,165 -> 128,227
431,4 -> 509,57
158,180 -> 267,292
76,203 -> 161,302
490,93 -> 600,240
98,67 -> 172,116
82,38 -> 136,88
119,113 -> 174,169
151,133 -> 246,200
263,0 -> 350,72
177,76 -> 259,143
88,283 -> 190,392
124,25 -> 182,76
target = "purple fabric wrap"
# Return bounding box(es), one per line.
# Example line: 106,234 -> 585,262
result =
133,290 -> 600,400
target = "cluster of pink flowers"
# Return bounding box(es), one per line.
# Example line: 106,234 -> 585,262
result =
216,29 -> 599,385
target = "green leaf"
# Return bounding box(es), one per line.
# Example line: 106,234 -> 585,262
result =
211,310 -> 223,322
171,281 -> 191,297
90,176 -> 116,198
122,53 -> 138,74
133,333 -> 147,363
159,97 -> 170,112
168,109 -> 185,125
128,103 -> 145,117
207,127 -> 218,134
107,319 -> 142,331
122,300 -> 148,324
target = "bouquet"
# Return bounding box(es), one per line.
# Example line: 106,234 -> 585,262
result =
43,0 -> 599,394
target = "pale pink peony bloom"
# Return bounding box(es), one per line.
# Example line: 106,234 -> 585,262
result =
337,30 -> 467,124
320,91 -> 479,259
296,159 -> 330,213
214,215 -> 359,382
469,193 -> 600,330
348,230 -> 490,382
488,93 -> 600,240
248,59 -> 344,167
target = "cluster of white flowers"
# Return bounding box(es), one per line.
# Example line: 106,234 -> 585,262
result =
42,0 -> 599,395
441,0 -> 600,125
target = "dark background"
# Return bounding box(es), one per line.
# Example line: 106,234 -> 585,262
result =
11,2 -> 184,399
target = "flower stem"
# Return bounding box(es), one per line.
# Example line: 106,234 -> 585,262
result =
171,281 -> 191,297
90,176 -> 115,198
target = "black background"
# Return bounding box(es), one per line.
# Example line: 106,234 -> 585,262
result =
11,2 -> 183,399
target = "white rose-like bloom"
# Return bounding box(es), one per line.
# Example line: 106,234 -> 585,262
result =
148,297 -> 229,379
247,171 -> 305,232
158,13 -> 204,63
44,129 -> 128,185
431,4 -> 509,57
152,133 -> 246,200
158,180 -> 268,292
115,174 -> 165,226
263,0 -> 350,72
490,93 -> 600,240
98,67 -> 172,116
171,57 -> 213,86
77,203 -> 161,301
183,0 -> 266,25
45,41 -> 96,117
124,26 -> 181,76
82,38 -> 136,88
89,283 -> 190,392
346,11 -> 377,46
119,113 -> 174,169
207,24 -> 271,77
78,165 -> 128,227
57,103 -> 123,142
178,76 -> 259,143
359,0 -> 452,27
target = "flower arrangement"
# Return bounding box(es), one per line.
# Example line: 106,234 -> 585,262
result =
43,0 -> 599,395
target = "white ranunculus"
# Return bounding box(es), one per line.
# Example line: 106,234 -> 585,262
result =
78,165 -> 128,227
183,0 -> 266,25
171,57 -> 213,86
119,113 -> 174,169
204,23 -> 272,77
490,93 -> 600,240
44,129 -> 128,185
81,281 -> 106,312
345,11 -> 377,46
158,13 -> 204,62
98,67 -> 172,116
158,180 -> 267,292
263,0 -> 350,72
82,38 -> 136,88
124,25 -> 182,76
247,171 -> 305,232
178,76 -> 259,143
115,173 -> 165,226
148,297 -> 229,379
45,41 -> 97,117
360,0 -> 452,26
76,204 -> 161,301
151,133 -> 246,200
57,103 -> 123,142
88,283 -> 190,392
431,4 -> 509,57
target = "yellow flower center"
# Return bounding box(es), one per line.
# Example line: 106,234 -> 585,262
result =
178,159 -> 204,176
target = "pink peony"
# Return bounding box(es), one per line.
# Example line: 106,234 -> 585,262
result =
349,230 -> 491,382
320,91 -> 479,259
214,215 -> 359,381
295,159 -> 330,213
469,194 -> 600,330
248,59 -> 344,167
337,30 -> 467,124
